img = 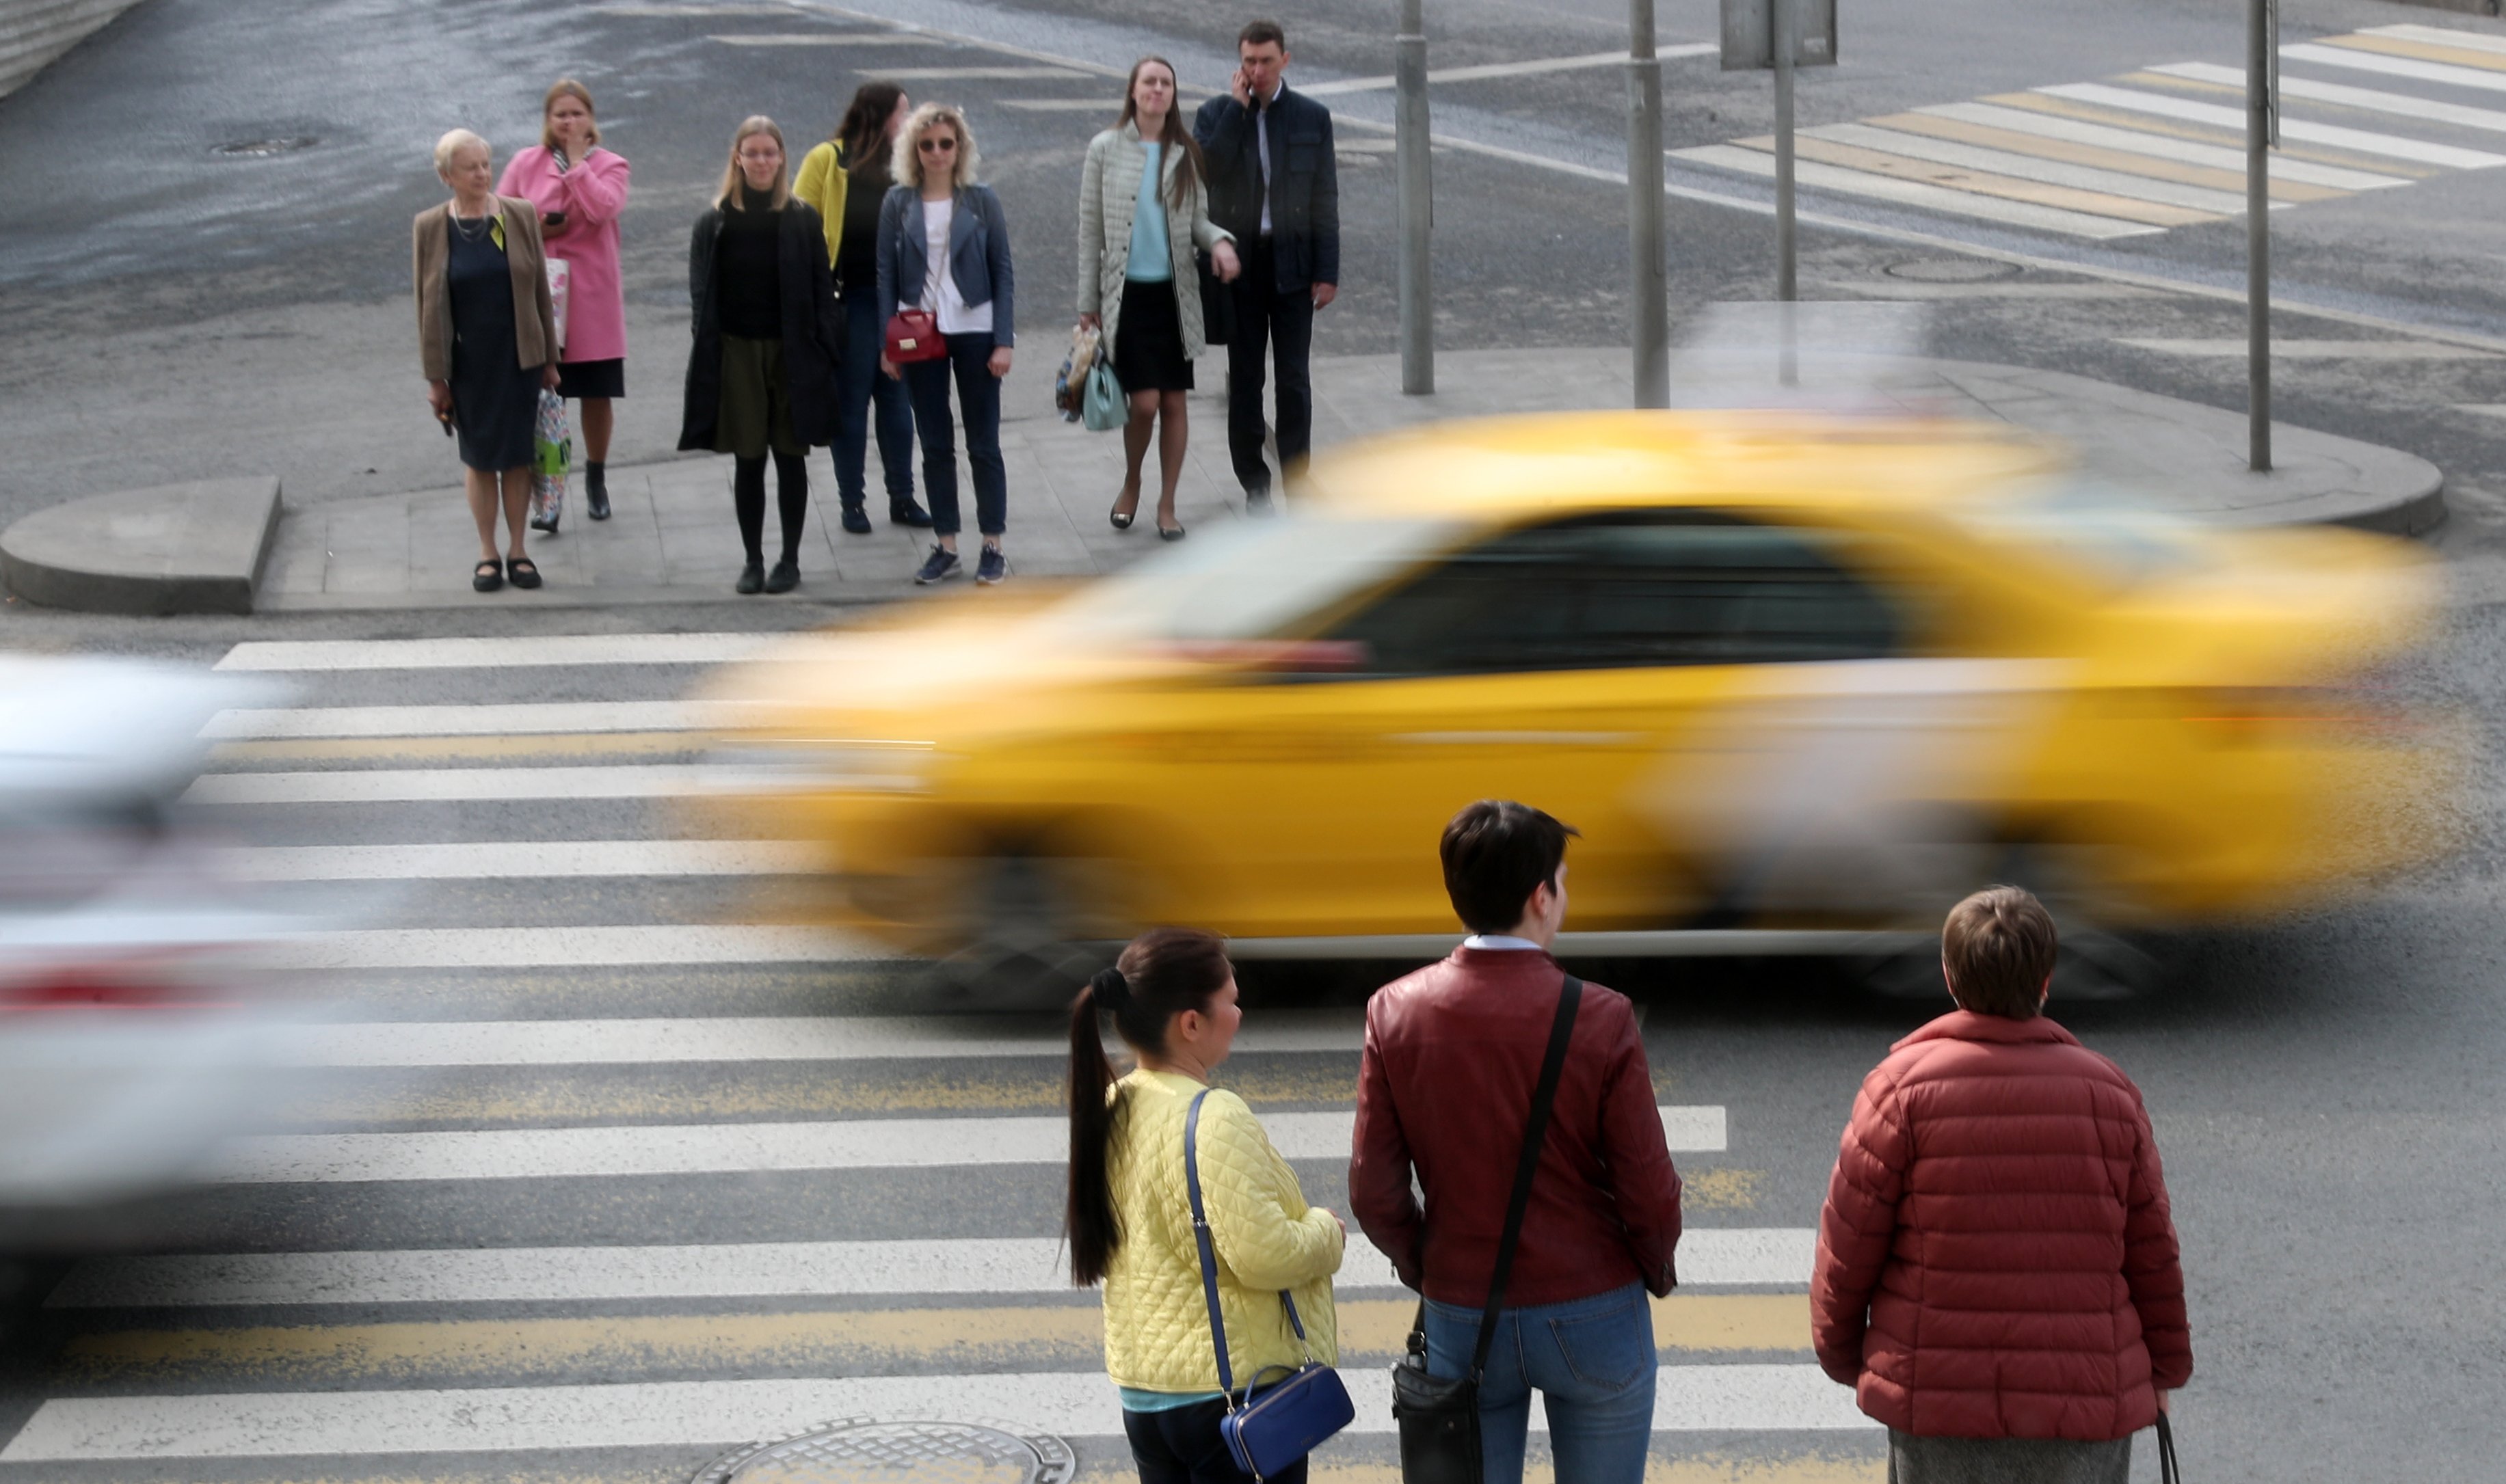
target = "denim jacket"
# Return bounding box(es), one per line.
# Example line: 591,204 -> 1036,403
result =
875,183 -> 1015,348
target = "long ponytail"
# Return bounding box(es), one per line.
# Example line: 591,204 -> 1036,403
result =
1064,926 -> 1233,1287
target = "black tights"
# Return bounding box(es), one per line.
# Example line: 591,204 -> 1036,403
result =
733,450 -> 809,563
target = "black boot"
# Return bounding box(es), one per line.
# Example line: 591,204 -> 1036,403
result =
889,496 -> 934,528
840,502 -> 872,535
586,461 -> 610,521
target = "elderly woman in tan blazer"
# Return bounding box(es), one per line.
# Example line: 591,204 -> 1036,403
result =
1078,57 -> 1237,542
414,129 -> 561,593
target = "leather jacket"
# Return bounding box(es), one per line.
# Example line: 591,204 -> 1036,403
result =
1351,947 -> 1683,1308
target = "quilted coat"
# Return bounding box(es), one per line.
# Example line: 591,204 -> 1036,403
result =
1810,1010 -> 2192,1440
1102,1068 -> 1343,1394
1076,124 -> 1233,362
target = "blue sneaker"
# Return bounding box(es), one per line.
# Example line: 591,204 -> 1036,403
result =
975,545 -> 1007,585
914,545 -> 961,584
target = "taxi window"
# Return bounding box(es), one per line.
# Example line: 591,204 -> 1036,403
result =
1324,513 -> 1900,676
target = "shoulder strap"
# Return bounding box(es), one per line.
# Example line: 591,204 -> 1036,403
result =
1467,973 -> 1582,1379
1183,1088 -> 1236,1398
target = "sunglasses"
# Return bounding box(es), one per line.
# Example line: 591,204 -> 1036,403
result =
917,136 -> 959,152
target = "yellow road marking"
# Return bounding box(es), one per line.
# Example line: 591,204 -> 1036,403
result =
1737,134 -> 2215,225
2321,31 -> 2506,72
274,1063 -> 1370,1125
1982,91 -> 2441,177
62,1296 -> 1813,1384
1685,1168 -> 1765,1211
1871,110 -> 2347,200
210,732 -> 704,764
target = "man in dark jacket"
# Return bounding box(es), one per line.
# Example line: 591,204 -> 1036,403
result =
1192,19 -> 1338,514
1812,885 -> 2191,1483
1351,800 -> 1681,1484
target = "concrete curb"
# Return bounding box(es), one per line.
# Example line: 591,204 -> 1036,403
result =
0,476 -> 282,615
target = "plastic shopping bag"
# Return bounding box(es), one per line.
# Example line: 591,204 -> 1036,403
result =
1082,357 -> 1125,433
532,389 -> 570,526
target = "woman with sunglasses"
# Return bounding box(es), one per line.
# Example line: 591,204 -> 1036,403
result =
876,103 -> 1016,586
1067,928 -> 1345,1483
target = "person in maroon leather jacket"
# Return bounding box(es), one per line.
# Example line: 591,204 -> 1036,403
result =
1811,886 -> 2191,1484
1350,800 -> 1682,1484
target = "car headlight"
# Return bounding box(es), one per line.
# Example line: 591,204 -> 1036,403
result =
702,740 -> 939,796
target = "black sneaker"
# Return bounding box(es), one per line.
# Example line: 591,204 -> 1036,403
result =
890,498 -> 935,528
765,558 -> 800,593
840,504 -> 873,535
1244,487 -> 1275,517
975,545 -> 1007,585
736,558 -> 765,595
914,545 -> 961,584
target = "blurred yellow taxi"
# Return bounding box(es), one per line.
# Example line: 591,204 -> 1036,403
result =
708,412 -> 2460,999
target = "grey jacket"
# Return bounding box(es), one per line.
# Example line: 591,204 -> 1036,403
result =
1077,124 -> 1232,360
875,183 -> 1015,347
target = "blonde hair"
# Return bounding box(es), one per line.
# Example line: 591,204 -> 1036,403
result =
715,115 -> 792,210
892,103 -> 978,191
433,128 -> 489,177
540,79 -> 600,152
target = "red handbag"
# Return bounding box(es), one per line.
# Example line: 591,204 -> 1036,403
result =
884,308 -> 945,364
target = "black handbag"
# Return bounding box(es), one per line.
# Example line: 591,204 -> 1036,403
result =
1198,248 -> 1237,347
1390,974 -> 1582,1484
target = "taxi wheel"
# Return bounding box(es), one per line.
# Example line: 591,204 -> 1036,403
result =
933,854 -> 1106,1010
1859,841 -> 2174,1001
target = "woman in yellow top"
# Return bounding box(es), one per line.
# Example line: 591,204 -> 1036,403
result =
1067,927 -> 1344,1483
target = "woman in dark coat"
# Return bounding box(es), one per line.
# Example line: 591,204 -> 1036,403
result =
680,114 -> 845,595
414,129 -> 561,593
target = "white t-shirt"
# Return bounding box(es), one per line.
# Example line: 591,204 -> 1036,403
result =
918,198 -> 993,337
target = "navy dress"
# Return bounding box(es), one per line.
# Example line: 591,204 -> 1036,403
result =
446,217 -> 539,472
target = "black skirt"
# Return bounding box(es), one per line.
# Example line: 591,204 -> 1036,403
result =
557,357 -> 625,399
1113,277 -> 1192,393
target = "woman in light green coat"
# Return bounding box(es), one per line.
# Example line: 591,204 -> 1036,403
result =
1078,57 -> 1240,541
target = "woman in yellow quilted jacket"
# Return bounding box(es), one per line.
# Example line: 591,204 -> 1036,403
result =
1067,926 -> 1345,1483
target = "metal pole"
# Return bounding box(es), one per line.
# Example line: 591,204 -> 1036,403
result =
1396,0 -> 1434,394
1628,0 -> 1668,408
2246,0 -> 2271,470
1772,0 -> 1796,303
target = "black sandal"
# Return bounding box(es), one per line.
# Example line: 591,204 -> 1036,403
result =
506,556 -> 542,590
472,558 -> 504,593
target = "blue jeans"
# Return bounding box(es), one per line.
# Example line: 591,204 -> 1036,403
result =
901,332 -> 1007,537
835,294 -> 914,508
1424,1282 -> 1655,1484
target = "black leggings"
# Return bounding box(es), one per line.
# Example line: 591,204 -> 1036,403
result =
1122,1399 -> 1304,1484
732,450 -> 809,563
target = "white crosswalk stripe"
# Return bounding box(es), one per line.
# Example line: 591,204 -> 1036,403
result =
2,634 -> 1859,1474
46,1232 -> 1821,1307
1674,21 -> 2506,239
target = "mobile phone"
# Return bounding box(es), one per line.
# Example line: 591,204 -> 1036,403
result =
544,210 -> 567,228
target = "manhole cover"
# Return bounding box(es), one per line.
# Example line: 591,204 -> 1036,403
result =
1883,256 -> 2021,283
690,1418 -> 1077,1484
210,137 -> 317,158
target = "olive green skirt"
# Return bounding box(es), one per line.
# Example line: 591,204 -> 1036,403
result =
715,334 -> 804,459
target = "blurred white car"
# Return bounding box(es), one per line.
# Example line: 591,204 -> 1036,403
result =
0,655 -> 299,1250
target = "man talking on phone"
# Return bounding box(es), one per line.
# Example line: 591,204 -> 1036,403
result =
1194,19 -> 1338,515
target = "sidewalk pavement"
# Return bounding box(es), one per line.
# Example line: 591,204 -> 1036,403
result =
5,346 -> 2446,613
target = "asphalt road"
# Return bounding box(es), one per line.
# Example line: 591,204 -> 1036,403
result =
3,0 -> 2506,1480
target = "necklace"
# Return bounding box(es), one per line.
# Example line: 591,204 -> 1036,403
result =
451,201 -> 495,242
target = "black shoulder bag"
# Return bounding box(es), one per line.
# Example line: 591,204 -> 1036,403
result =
1390,973 -> 1582,1483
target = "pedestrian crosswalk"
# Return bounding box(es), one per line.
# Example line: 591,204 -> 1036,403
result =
0,631 -> 1880,1480
1676,21 -> 2506,239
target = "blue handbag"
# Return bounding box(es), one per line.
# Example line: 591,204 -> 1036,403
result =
1185,1088 -> 1356,1481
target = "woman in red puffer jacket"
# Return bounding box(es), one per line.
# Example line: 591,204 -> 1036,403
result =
1811,886 -> 2191,1484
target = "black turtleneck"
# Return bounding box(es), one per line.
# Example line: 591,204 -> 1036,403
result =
716,185 -> 782,339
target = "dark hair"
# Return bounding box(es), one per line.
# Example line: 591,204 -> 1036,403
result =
1065,926 -> 1232,1287
1117,55 -> 1205,211
1239,18 -> 1287,50
1941,885 -> 2058,1018
834,81 -> 905,170
1440,800 -> 1579,934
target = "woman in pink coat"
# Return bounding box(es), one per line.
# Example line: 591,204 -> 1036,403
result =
498,78 -> 630,526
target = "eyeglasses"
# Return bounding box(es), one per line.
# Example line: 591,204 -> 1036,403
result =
917,137 -> 958,153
